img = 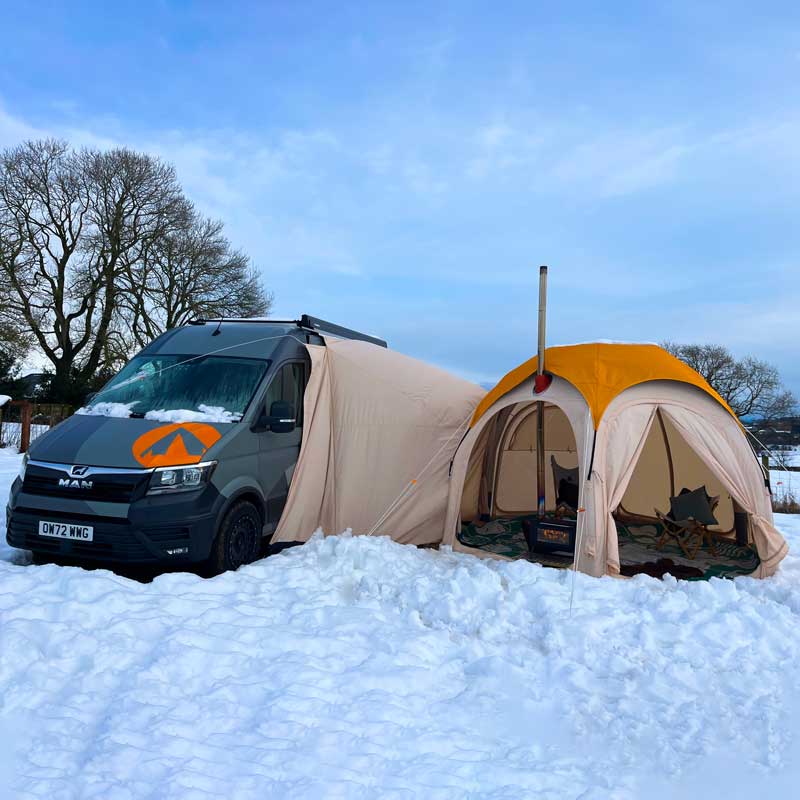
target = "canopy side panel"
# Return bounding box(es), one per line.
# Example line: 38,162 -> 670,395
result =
302,339 -> 486,545
460,422 -> 493,523
273,345 -> 334,542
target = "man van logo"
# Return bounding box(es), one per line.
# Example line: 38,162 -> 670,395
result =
58,478 -> 93,490
70,465 -> 89,477
131,423 -> 222,468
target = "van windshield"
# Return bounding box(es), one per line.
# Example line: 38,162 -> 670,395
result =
79,355 -> 269,422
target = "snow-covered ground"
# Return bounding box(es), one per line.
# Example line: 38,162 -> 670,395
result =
2,446 -> 800,799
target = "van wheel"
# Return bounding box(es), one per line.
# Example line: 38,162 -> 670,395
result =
211,500 -> 262,574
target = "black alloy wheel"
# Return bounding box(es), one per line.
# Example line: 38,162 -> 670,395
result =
211,500 -> 262,573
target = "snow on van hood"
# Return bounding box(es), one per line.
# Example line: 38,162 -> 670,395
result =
76,401 -> 139,418
76,402 -> 241,424
143,405 -> 241,423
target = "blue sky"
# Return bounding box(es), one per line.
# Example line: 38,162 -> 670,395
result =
1,1 -> 799,391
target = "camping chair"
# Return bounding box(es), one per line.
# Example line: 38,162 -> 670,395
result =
551,456 -> 579,515
655,486 -> 720,560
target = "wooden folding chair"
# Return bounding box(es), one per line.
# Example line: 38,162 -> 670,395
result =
655,486 -> 720,560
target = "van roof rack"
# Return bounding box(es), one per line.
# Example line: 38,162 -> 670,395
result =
297,315 -> 387,347
188,315 -> 387,348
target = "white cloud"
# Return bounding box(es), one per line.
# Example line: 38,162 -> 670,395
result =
466,122 -> 545,179
0,104 -> 44,147
551,130 -> 693,197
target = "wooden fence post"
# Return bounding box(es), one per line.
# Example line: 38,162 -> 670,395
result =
18,400 -> 32,454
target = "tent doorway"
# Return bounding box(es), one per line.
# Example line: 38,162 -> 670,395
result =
613,408 -> 760,579
457,401 -> 581,569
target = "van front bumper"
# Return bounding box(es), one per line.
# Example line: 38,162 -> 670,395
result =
5,473 -> 222,565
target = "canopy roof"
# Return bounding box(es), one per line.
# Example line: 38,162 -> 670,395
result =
470,343 -> 736,429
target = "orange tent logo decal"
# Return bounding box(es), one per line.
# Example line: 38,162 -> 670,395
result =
132,423 -> 222,468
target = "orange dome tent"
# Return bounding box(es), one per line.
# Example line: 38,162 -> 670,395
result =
442,342 -> 786,579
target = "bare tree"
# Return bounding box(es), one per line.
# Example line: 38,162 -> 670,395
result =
662,341 -> 797,420
0,139 -> 271,401
118,213 -> 272,350
0,140 -> 88,398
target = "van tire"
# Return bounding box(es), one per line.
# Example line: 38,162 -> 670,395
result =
210,500 -> 262,574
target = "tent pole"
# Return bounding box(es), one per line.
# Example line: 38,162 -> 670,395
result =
655,409 -> 675,498
536,265 -> 548,518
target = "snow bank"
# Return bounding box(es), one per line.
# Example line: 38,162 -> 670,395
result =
1,446 -> 799,798
75,401 -> 138,418
144,404 -> 240,423
0,394 -> 11,408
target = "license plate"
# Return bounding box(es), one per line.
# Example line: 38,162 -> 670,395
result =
38,520 -> 94,542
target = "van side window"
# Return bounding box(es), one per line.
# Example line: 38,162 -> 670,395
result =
264,363 -> 306,426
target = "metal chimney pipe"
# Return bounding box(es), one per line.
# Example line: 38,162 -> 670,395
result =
536,265 -> 548,518
537,266 -> 547,377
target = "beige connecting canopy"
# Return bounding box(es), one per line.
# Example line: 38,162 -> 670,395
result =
272,338 -> 486,545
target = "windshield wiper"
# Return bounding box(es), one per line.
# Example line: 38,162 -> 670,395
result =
129,411 -> 146,419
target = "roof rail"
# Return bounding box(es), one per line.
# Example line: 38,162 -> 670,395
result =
186,315 -> 387,347
299,315 -> 387,348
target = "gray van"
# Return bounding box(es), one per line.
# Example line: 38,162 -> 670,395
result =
5,316 -> 386,572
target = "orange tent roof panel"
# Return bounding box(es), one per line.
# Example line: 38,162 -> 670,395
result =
470,343 -> 736,429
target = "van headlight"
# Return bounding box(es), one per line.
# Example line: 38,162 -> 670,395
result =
18,452 -> 29,482
147,461 -> 217,495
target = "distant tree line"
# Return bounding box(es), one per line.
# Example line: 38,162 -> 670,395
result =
662,342 -> 796,421
0,139 -> 271,404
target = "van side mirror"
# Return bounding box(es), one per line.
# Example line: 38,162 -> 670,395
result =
260,400 -> 295,433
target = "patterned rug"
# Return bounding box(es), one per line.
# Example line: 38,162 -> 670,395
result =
617,523 -> 760,580
458,517 -> 761,579
458,517 -> 574,569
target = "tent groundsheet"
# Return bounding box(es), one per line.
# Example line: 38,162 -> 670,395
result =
458,516 -> 761,579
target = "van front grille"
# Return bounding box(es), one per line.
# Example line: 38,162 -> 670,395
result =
22,463 -> 150,504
